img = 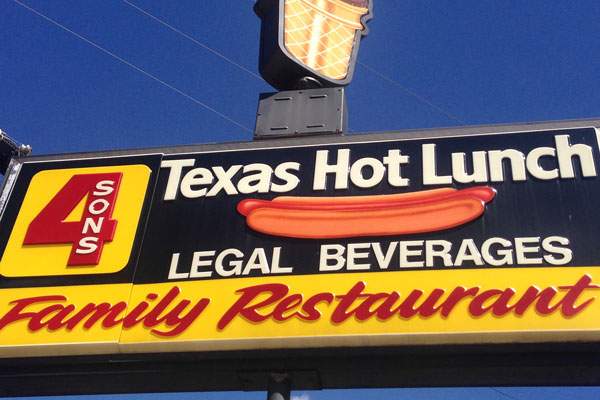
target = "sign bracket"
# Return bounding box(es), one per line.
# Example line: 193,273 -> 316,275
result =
254,88 -> 347,139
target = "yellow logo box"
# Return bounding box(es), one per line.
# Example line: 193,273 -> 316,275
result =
0,165 -> 151,277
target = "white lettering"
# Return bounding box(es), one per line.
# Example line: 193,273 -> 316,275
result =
313,149 -> 350,190
422,144 -> 453,185
319,244 -> 346,271
190,251 -> 215,278
88,199 -> 109,215
161,159 -> 195,201
271,162 -> 300,193
75,237 -> 99,254
347,243 -> 371,270
167,253 -> 188,279
180,168 -> 214,198
82,217 -> 104,235
93,180 -> 115,196
349,158 -> 385,189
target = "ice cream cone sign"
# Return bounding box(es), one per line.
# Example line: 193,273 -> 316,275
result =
255,0 -> 373,91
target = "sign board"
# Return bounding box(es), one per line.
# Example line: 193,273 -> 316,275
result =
2,120 -> 600,394
255,0 -> 373,89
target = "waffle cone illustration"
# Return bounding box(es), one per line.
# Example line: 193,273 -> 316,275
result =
284,0 -> 370,80
254,0 -> 372,90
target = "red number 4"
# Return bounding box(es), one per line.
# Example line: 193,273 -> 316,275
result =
23,173 -> 123,266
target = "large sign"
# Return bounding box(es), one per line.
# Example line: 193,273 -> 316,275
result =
1,126 -> 600,359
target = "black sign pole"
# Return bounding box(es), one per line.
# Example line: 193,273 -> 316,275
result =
267,373 -> 291,400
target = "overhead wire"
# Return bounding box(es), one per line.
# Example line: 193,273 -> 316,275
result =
123,0 -> 466,126
253,0 -> 465,125
356,61 -> 467,125
12,0 -> 465,132
490,387 -> 521,400
10,0 -> 253,133
121,0 -> 264,82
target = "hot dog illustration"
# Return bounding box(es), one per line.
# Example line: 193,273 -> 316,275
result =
238,187 -> 495,239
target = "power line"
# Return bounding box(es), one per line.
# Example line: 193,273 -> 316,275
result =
10,0 -> 252,133
251,0 -> 465,125
357,61 -> 467,125
490,387 -> 521,400
123,0 -> 465,127
121,0 -> 264,82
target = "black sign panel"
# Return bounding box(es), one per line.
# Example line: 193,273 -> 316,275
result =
135,127 -> 600,283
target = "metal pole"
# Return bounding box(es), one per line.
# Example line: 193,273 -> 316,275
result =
267,373 -> 291,400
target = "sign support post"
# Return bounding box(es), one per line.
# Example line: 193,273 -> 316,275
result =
267,373 -> 291,400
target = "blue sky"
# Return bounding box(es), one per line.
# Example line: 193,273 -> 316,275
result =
2,0 -> 599,154
1,0 -> 599,399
